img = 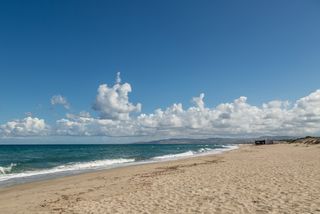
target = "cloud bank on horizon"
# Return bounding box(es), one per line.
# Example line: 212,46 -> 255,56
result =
1,73 -> 320,138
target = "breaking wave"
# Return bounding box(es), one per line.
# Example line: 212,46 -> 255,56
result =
0,159 -> 134,182
0,163 -> 17,175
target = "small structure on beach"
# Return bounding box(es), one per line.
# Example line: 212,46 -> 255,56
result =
254,139 -> 274,145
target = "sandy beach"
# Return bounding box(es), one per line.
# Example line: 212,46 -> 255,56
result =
0,143 -> 320,214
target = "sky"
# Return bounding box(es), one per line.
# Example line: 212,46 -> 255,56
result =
0,0 -> 320,142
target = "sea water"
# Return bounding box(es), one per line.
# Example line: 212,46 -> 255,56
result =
0,143 -> 237,187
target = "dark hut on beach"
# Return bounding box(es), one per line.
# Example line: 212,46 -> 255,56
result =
254,139 -> 274,145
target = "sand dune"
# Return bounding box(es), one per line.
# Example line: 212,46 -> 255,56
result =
0,143 -> 320,213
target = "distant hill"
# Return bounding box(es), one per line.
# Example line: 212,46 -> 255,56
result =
288,136 -> 320,144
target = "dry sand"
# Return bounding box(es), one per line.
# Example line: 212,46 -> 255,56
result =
0,143 -> 320,214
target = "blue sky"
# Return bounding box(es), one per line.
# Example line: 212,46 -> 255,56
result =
1,1 -> 320,140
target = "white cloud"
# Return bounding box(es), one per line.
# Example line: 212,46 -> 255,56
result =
54,90 -> 320,137
2,74 -> 320,138
92,73 -> 141,120
115,71 -> 121,84
55,113 -> 143,137
191,93 -> 205,110
51,95 -> 70,109
0,117 -> 48,137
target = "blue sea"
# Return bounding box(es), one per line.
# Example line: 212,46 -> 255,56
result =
0,144 -> 237,187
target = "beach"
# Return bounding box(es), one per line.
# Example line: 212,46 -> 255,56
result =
0,143 -> 320,214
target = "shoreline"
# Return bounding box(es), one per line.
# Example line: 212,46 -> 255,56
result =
0,145 -> 241,194
1,143 -> 319,213
0,144 -> 239,188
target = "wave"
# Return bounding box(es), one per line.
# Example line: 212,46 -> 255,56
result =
198,148 -> 213,153
0,163 -> 17,175
0,158 -> 135,182
152,151 -> 195,160
201,145 -> 238,154
152,145 -> 238,161
0,145 -> 239,184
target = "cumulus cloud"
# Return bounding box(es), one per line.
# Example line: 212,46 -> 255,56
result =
0,117 -> 48,137
55,90 -> 320,137
92,72 -> 141,120
55,111 -> 144,137
191,93 -> 205,110
51,95 -> 70,109
2,73 -> 320,138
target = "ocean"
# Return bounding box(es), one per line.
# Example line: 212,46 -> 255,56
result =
0,143 -> 237,187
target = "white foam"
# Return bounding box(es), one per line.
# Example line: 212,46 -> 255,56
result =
152,145 -> 238,161
151,145 -> 238,161
0,163 -> 17,175
0,145 -> 239,184
152,151 -> 195,160
0,158 -> 135,182
198,148 -> 213,153
202,145 -> 239,155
